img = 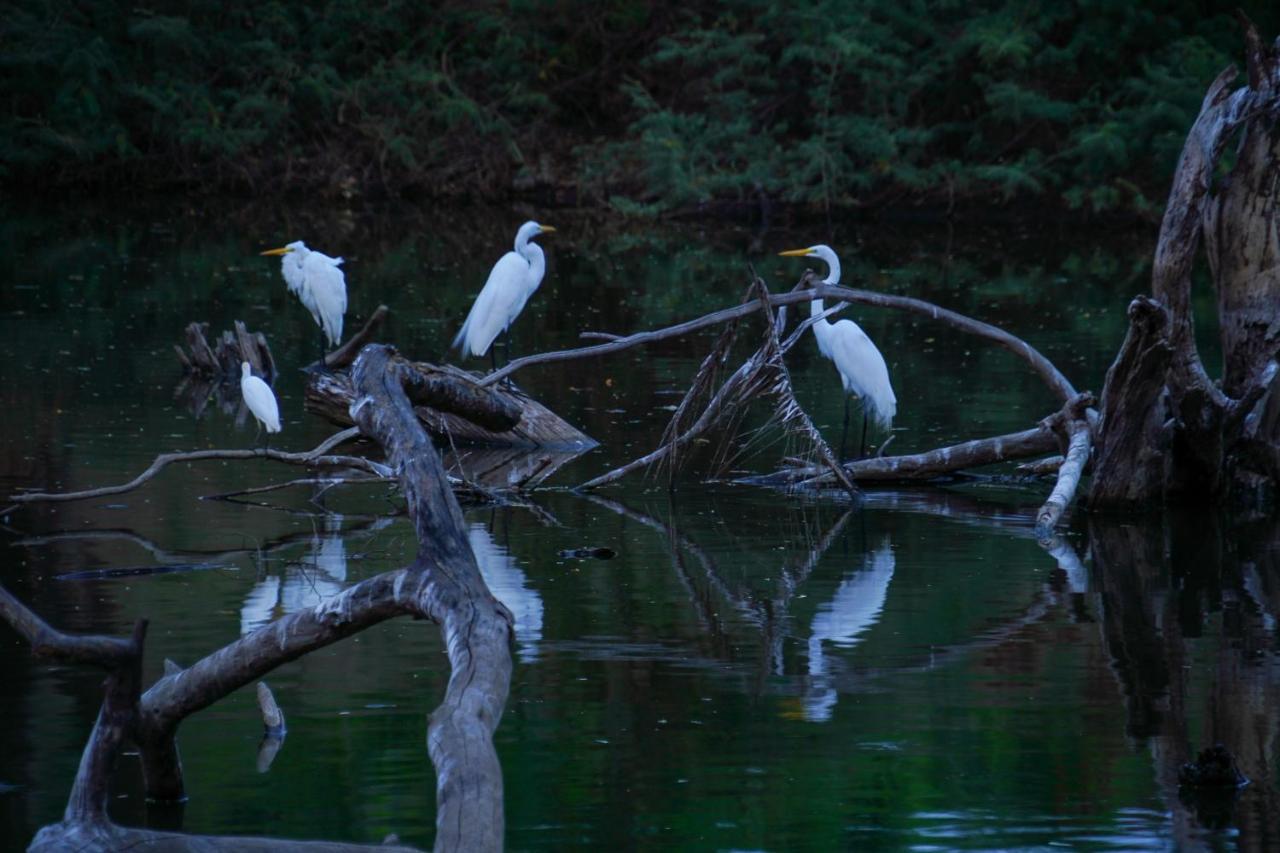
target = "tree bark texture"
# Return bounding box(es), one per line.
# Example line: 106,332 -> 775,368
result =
307,358 -> 596,451
1091,22 -> 1280,507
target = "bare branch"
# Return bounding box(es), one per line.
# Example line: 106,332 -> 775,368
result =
8,428 -> 384,505
483,280 -> 1077,405
814,277 -> 1078,404
481,289 -> 825,387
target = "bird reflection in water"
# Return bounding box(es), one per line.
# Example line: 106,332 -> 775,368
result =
468,523 -> 544,663
239,514 -> 351,635
803,537 -> 896,722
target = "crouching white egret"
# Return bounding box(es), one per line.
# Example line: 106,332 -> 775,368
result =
779,244 -> 896,459
260,241 -> 348,361
453,221 -> 556,368
240,361 -> 282,449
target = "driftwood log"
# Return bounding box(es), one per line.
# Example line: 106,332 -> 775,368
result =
8,343 -> 515,853
306,354 -> 596,451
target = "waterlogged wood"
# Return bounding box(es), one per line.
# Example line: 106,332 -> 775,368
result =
750,423 -> 1059,488
257,682 -> 286,735
348,344 -> 512,853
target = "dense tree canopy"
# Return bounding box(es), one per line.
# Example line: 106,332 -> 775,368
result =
4,1 -> 1275,215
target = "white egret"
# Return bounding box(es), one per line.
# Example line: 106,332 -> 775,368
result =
779,244 -> 896,458
240,361 -> 282,447
453,221 -> 556,366
260,241 -> 348,359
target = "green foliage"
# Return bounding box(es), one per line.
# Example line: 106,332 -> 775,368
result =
2,0 -> 1276,211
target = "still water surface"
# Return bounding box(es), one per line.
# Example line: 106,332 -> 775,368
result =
1,200 -> 1276,850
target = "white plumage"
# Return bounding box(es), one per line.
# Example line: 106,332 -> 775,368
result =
453,221 -> 555,358
780,243 -> 896,429
262,240 -> 348,347
240,362 -> 281,434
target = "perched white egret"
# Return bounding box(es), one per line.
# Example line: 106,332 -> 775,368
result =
240,361 -> 281,446
779,244 -> 896,458
260,241 -> 348,357
453,221 -> 556,365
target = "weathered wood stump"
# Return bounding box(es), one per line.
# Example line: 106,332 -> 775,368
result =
175,320 -> 277,382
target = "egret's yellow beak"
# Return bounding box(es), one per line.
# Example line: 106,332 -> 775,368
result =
778,247 -> 814,257
539,225 -> 557,234
259,246 -> 294,256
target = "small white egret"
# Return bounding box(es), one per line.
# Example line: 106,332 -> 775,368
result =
240,361 -> 282,448
260,241 -> 348,360
453,221 -> 556,367
779,244 -> 896,458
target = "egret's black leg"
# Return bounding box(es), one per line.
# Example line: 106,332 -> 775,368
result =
859,412 -> 868,459
490,344 -> 498,372
840,396 -> 850,462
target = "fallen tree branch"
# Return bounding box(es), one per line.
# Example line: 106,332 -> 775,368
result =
752,425 -> 1058,487
751,393 -> 1094,487
8,428 -> 383,505
1036,414 -> 1093,534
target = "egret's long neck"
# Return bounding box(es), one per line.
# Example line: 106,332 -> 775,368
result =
523,241 -> 546,290
810,295 -> 832,343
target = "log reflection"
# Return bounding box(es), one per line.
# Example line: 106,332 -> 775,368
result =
1088,512 -> 1280,849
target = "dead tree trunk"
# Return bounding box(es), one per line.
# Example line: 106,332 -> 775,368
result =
7,342 -> 515,853
1091,20 -> 1280,507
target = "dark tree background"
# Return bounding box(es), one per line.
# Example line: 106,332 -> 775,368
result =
4,1 -> 1276,214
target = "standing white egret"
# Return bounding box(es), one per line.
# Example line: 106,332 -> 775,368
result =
240,361 -> 281,448
779,244 -> 896,458
260,241 -> 348,359
453,221 -> 556,367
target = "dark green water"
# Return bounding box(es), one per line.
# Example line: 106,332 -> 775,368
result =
1,200 -> 1277,850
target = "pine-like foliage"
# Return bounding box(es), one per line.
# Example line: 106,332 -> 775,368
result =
2,0 -> 1274,213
